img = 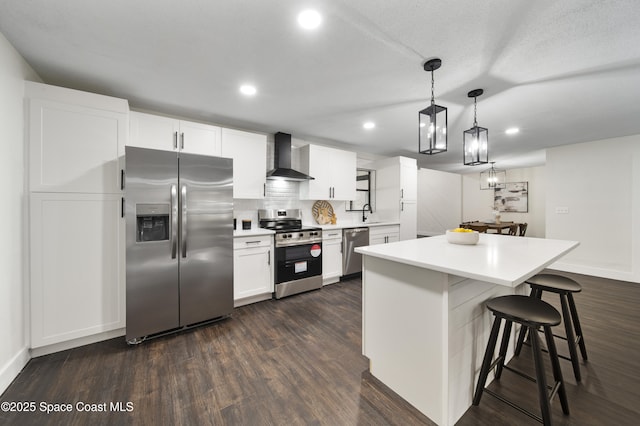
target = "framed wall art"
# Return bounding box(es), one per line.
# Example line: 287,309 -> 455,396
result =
494,182 -> 528,213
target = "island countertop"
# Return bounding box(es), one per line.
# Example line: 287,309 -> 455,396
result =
355,233 -> 579,287
358,233 -> 580,425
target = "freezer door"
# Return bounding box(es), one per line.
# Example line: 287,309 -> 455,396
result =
125,147 -> 180,340
178,153 -> 233,325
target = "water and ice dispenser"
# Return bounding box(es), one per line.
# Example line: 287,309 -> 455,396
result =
136,204 -> 170,242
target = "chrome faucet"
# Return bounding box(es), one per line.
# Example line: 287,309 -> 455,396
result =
361,204 -> 370,222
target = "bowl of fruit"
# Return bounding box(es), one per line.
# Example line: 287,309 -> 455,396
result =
446,228 -> 480,245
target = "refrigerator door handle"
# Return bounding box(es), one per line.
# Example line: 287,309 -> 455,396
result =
181,185 -> 188,258
171,184 -> 178,259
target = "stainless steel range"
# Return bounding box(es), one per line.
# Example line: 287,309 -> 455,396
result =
258,209 -> 322,299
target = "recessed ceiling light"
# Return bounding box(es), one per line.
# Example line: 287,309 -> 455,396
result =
505,127 -> 520,135
239,84 -> 257,96
298,10 -> 322,30
363,122 -> 375,129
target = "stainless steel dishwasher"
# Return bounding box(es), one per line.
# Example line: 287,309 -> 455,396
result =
343,227 -> 370,276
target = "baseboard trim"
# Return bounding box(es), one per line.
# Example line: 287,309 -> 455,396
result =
0,346 -> 30,396
30,328 -> 125,358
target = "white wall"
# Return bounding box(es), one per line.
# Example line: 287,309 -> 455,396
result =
546,135 -> 640,283
0,32 -> 41,393
462,166 -> 546,238
417,168 -> 461,236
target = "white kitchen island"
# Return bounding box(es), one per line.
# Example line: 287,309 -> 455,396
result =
355,233 -> 579,426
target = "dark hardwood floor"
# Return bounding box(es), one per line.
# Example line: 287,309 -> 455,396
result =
1,271 -> 639,425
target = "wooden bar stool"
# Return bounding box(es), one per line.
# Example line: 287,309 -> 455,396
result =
473,295 -> 570,425
515,273 -> 588,381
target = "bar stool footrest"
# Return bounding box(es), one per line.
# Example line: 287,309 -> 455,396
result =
521,341 -> 576,363
503,365 -> 554,391
484,388 -> 543,424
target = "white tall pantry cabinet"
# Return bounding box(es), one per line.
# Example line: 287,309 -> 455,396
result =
373,156 -> 418,241
26,82 -> 128,352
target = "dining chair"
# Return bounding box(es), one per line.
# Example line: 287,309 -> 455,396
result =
519,223 -> 528,236
508,224 -> 518,236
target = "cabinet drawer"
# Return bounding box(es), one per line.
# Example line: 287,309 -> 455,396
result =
322,230 -> 343,241
234,236 -> 273,249
368,225 -> 400,237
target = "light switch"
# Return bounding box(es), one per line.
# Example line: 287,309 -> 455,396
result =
555,207 -> 569,214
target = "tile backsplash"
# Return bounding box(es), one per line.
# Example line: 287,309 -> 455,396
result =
233,179 -> 362,229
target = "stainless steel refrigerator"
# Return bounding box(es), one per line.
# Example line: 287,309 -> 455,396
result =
125,146 -> 233,344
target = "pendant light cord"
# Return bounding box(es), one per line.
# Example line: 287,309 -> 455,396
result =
473,96 -> 478,127
431,71 -> 435,106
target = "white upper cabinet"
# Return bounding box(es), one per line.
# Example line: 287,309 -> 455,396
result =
179,120 -> 222,156
26,82 -> 128,193
128,111 -> 178,151
221,128 -> 267,199
129,111 -> 221,157
299,144 -> 356,200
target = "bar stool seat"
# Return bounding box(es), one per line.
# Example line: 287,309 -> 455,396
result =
515,273 -> 588,382
474,295 -> 569,425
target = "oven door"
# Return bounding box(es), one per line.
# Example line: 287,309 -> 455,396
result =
275,242 -> 322,284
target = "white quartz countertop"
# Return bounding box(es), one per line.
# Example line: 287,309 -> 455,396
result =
355,234 -> 579,287
304,221 -> 400,231
233,228 -> 275,237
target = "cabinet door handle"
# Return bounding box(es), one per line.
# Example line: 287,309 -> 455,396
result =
401,202 -> 404,212
401,188 -> 404,198
120,169 -> 125,190
268,250 -> 271,266
263,183 -> 266,197
173,131 -> 178,150
121,197 -> 125,218
245,240 -> 262,245
180,132 -> 185,150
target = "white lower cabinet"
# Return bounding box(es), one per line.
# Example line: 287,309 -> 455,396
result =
322,230 -> 343,285
29,193 -> 125,348
369,225 -> 400,245
233,235 -> 274,306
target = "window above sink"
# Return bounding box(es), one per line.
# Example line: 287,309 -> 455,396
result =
346,168 -> 375,212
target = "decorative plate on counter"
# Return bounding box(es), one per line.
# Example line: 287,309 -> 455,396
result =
312,200 -> 334,225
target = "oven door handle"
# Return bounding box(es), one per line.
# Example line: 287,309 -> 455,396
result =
276,241 -> 322,248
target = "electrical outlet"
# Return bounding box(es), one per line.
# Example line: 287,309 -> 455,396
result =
555,207 -> 569,214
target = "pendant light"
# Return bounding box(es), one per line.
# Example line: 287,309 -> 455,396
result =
419,58 -> 447,155
463,89 -> 488,165
480,162 -> 506,190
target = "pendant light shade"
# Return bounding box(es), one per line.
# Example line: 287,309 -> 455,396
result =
480,162 -> 506,190
419,58 -> 447,155
463,89 -> 488,166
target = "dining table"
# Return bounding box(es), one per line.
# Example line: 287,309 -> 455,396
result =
460,221 -> 518,234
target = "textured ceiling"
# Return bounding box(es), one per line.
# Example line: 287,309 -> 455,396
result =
1,0 -> 640,173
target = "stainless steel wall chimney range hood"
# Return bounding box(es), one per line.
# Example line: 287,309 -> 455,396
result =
266,132 -> 314,181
